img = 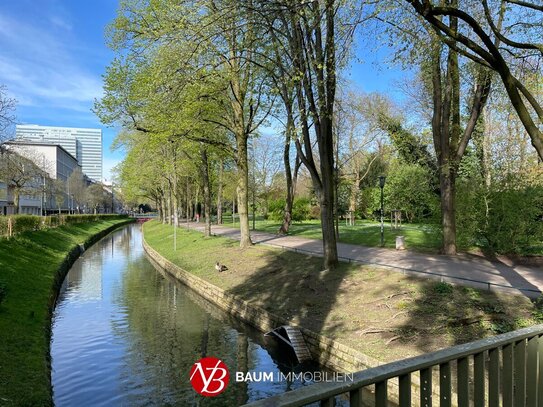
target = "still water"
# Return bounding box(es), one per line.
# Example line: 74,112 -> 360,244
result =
51,224 -> 339,406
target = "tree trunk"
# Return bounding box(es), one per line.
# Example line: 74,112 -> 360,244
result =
201,146 -> 212,237
172,189 -> 178,228
440,170 -> 457,255
319,117 -> 339,269
217,158 -> 223,224
186,178 -> 190,226
194,184 -> 199,221
156,198 -> 162,222
161,196 -> 167,224
236,136 -> 252,248
166,192 -> 171,225
279,116 -> 295,235
13,188 -> 20,215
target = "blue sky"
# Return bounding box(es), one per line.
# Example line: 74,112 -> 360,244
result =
0,1 -> 408,181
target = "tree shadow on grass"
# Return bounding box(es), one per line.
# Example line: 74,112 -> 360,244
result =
224,246 -> 353,366
392,279 -> 540,355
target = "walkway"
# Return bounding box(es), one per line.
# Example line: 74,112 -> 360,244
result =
183,222 -> 543,298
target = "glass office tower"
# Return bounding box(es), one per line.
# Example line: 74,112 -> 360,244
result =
15,124 -> 103,182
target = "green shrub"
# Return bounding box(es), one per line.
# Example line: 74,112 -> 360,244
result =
0,281 -> 6,306
384,163 -> 439,223
0,217 -> 8,236
484,186 -> 543,254
292,198 -> 310,222
12,215 -> 43,234
266,198 -> 312,222
456,178 -> 486,249
0,214 -> 128,238
267,199 -> 285,221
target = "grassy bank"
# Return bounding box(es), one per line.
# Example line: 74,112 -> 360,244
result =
144,220 -> 543,364
0,218 -> 133,406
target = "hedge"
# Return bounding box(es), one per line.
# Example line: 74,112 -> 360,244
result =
0,214 -> 128,238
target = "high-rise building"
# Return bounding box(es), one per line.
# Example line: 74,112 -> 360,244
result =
15,124 -> 103,182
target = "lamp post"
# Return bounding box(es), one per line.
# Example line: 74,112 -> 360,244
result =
379,176 -> 386,247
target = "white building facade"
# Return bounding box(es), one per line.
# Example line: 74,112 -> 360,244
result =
15,124 -> 103,182
0,142 -> 81,215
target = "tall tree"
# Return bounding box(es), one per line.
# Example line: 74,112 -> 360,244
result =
378,0 -> 494,254
255,0 -> 362,268
67,168 -> 87,213
96,0 -> 272,248
405,0 -> 543,161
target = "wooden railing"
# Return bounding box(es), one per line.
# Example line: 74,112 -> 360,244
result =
244,324 -> 543,407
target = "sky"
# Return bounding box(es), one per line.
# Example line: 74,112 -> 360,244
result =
0,1 -> 409,182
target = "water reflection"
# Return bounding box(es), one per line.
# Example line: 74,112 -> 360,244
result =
51,224 -> 343,406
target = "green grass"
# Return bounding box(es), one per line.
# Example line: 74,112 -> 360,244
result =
249,219 -> 443,252
144,221 -> 543,362
0,218 -> 133,406
223,215 -> 543,256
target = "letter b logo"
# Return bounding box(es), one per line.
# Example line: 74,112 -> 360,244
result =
189,357 -> 230,397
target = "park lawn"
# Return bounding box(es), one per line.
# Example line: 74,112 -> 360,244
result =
253,219 -> 443,252
223,217 -> 543,256
0,218 -> 132,407
144,220 -> 543,364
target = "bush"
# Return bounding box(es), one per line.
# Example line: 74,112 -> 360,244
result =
267,199 -> 285,221
0,217 -> 8,236
484,186 -> 543,254
456,178 -> 543,254
12,215 -> 43,234
0,214 -> 128,238
385,163 -> 439,223
0,281 -> 6,306
266,198 -> 313,222
456,179 -> 486,249
292,198 -> 310,222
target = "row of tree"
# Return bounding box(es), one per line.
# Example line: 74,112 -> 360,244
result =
97,0 -> 543,268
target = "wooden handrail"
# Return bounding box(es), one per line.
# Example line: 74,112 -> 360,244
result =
244,324 -> 543,407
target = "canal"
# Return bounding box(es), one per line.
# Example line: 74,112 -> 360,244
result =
51,223 -> 338,406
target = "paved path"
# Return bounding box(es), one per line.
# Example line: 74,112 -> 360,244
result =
183,222 -> 543,298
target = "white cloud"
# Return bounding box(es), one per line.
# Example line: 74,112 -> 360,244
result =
49,15 -> 73,31
0,12 -> 103,113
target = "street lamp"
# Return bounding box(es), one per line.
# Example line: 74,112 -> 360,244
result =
379,176 -> 386,247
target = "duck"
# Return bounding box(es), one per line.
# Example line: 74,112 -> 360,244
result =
215,262 -> 228,272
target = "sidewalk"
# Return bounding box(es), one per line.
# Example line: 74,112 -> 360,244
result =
183,222 -> 543,298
